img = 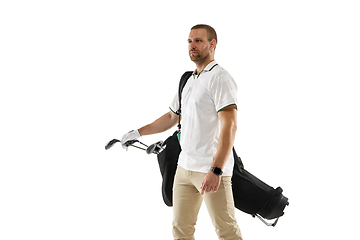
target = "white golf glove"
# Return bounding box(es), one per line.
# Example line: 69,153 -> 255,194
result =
121,129 -> 141,150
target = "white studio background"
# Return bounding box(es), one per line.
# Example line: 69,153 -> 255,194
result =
1,0 -> 359,239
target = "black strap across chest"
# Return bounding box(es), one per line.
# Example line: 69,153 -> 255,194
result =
176,71 -> 193,131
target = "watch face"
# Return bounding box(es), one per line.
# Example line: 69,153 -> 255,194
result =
211,166 -> 223,175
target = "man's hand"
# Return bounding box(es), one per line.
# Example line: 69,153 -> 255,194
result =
200,171 -> 221,195
120,130 -> 141,150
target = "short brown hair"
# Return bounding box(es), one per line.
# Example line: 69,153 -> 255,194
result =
191,24 -> 218,43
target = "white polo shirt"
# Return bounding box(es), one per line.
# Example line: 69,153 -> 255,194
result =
169,61 -> 237,176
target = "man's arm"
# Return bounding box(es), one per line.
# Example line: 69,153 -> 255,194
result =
138,111 -> 179,136
201,105 -> 237,195
212,104 -> 237,169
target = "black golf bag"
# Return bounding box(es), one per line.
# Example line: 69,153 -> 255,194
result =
157,131 -> 289,226
231,149 -> 289,225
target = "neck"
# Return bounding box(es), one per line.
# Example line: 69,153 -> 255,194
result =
194,57 -> 215,75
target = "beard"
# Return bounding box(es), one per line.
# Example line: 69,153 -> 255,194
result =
189,50 -> 209,63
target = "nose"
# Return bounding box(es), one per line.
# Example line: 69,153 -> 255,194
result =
189,41 -> 196,50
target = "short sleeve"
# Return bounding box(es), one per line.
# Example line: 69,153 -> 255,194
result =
169,91 -> 179,114
210,73 -> 238,112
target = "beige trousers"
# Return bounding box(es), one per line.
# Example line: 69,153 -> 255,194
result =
172,166 -> 243,240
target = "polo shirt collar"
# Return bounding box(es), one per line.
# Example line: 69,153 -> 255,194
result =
193,60 -> 218,78
203,60 -> 218,72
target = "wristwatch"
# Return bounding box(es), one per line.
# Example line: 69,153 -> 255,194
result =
210,166 -> 223,176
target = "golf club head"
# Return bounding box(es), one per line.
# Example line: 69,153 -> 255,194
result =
105,139 -> 120,150
105,139 -> 140,150
146,141 -> 164,154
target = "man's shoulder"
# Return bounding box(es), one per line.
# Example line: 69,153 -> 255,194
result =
210,65 -> 234,83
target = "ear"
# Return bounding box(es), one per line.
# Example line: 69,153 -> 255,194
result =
209,39 -> 217,51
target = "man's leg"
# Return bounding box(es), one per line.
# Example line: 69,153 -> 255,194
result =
189,172 -> 243,240
203,176 -> 243,240
172,166 -> 203,240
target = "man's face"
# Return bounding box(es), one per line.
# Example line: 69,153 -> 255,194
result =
188,29 -> 212,63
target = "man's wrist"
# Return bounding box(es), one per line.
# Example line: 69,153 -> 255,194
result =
135,129 -> 141,137
210,166 -> 223,176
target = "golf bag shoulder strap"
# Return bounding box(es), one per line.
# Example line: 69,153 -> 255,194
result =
177,71 -> 193,112
177,71 -> 193,130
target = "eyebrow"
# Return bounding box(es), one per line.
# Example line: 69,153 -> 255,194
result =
188,37 -> 204,41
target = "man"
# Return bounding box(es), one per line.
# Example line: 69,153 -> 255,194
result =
121,24 -> 243,240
